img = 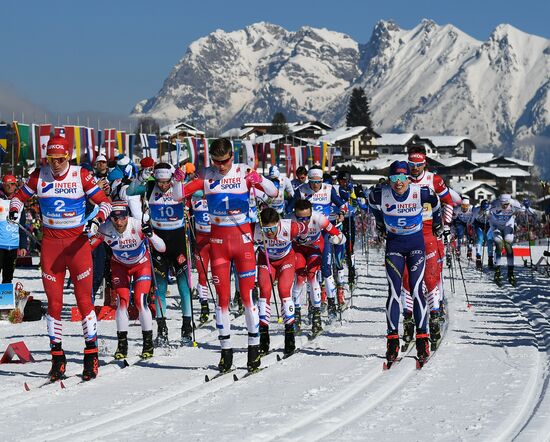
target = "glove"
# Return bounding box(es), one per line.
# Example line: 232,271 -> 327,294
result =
295,235 -> 309,245
138,167 -> 153,183
8,210 -> 19,223
433,223 -> 444,239
357,197 -> 366,207
245,170 -> 262,186
442,226 -> 452,244
141,222 -> 154,238
329,232 -> 346,245
376,223 -> 387,239
84,218 -> 101,236
173,167 -> 185,183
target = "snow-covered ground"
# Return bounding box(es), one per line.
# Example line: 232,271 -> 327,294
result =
1,244 -> 550,441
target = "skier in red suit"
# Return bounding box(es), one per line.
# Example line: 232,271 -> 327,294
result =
9,136 -> 111,382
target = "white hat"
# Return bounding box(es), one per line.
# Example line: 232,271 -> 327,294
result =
461,197 -> 470,204
499,194 -> 512,203
268,165 -> 280,179
117,155 -> 130,167
307,168 -> 323,180
95,155 -> 107,163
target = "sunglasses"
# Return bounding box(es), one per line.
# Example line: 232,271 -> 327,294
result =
309,180 -> 322,184
296,215 -> 311,222
261,225 -> 278,233
408,161 -> 425,168
211,154 -> 233,166
111,214 -> 128,220
389,174 -> 408,183
47,156 -> 68,164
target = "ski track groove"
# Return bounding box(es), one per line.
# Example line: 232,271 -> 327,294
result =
475,267 -> 550,441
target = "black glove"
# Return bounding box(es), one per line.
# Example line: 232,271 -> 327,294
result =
8,210 -> 19,223
433,223 -> 444,238
142,222 -> 154,238
376,223 -> 387,239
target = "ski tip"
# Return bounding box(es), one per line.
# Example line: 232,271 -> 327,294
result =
277,318 -> 283,324
276,354 -> 282,362
383,362 -> 389,371
232,374 -> 239,382
24,382 -> 30,391
467,303 -> 472,309
60,380 -> 66,389
123,359 -> 130,367
193,341 -> 198,348
204,375 -> 210,382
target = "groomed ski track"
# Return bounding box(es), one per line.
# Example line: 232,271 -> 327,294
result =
1,247 -> 550,441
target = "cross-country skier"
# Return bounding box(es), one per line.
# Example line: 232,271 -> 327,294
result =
127,163 -> 193,346
9,136 -> 111,381
91,201 -> 165,359
294,167 -> 348,318
452,196 -> 474,259
291,166 -> 308,191
254,207 -> 307,356
292,199 -> 346,335
489,194 -> 524,285
368,161 -> 442,367
173,138 -> 278,373
470,200 -> 494,270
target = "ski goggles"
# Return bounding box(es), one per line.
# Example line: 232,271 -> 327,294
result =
407,161 -> 425,168
211,154 -> 233,166
309,179 -> 322,185
389,174 -> 408,183
46,155 -> 69,164
261,225 -> 278,234
295,215 -> 311,222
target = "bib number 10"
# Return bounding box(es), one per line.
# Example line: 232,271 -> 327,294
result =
158,206 -> 175,217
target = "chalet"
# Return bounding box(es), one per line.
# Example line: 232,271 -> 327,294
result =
483,156 -> 534,172
451,180 -> 498,203
373,133 -> 421,156
424,136 -> 477,159
319,126 -> 380,160
160,122 -> 205,138
219,126 -> 257,139
472,166 -> 531,196
241,120 -> 332,139
427,157 -> 478,183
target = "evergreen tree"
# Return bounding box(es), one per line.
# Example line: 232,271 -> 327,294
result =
270,112 -> 289,135
346,87 -> 373,130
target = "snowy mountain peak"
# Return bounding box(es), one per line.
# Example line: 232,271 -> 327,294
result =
132,19 -> 550,177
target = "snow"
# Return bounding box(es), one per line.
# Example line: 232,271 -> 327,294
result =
474,166 -> 531,178
374,133 -> 417,146
3,244 -> 550,440
424,136 -> 471,147
319,126 -> 367,144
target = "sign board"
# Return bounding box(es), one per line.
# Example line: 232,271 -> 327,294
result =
0,283 -> 15,310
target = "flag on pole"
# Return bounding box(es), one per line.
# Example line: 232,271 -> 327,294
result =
54,127 -> 65,137
202,138 -> 209,169
312,145 -> 321,166
270,143 -> 276,166
74,127 -> 82,164
39,124 -> 52,164
321,141 -> 328,172
87,127 -> 96,164
64,126 -> 76,159
140,133 -> 149,157
128,134 -> 136,161
17,123 -> 30,164
117,131 -> 126,156
96,130 -> 103,157
104,128 -> 117,160
327,144 -> 334,172
147,134 -> 158,161
244,140 -> 255,169
30,124 -> 39,164
284,144 -> 292,176
176,139 -> 182,165
12,122 -> 21,164
0,124 -> 7,152
185,137 -> 196,165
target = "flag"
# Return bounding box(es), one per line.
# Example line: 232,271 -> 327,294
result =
104,128 -> 117,160
140,133 -> 149,157
16,123 -> 30,164
96,130 -> 103,156
54,127 -> 65,137
270,143 -> 276,166
244,140 -> 255,169
0,124 -> 7,152
147,134 -> 157,161
312,145 -> 321,166
327,144 -> 334,172
321,141 -> 328,172
39,124 -> 52,164
64,126 -> 76,159
87,127 -> 96,164
284,144 -> 292,176
202,138 -> 209,169
128,134 -> 136,160
176,139 -> 182,165
74,126 -> 82,164
185,137 -> 196,165
30,124 -> 39,164
117,131 -> 126,156
12,122 -> 21,165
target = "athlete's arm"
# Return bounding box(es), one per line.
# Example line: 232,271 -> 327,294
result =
10,169 -> 39,213
81,168 -> 111,221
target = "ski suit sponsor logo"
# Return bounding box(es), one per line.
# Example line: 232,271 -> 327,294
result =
54,182 -> 78,194
396,203 -> 418,214
220,177 -> 242,190
238,269 -> 255,279
42,271 -> 57,282
209,180 -> 221,190
385,204 -> 396,212
42,183 -> 54,193
210,238 -> 223,244
76,267 -> 91,281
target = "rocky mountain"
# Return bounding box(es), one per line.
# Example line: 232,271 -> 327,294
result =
132,20 -> 550,176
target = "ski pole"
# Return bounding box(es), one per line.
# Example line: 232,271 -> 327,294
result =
183,210 -> 198,347
185,213 -> 217,308
455,248 -> 472,309
253,187 -> 281,323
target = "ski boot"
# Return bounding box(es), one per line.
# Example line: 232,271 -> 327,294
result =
284,323 -> 296,356
508,266 -> 516,286
386,333 -> 400,364
199,300 -> 210,324
114,331 -> 128,360
348,267 -> 356,286
181,316 -> 193,345
218,348 -> 233,373
488,256 -> 495,269
141,330 -> 154,359
320,286 -> 327,312
259,324 -> 270,355
294,306 -> 302,332
337,286 -> 346,310
155,317 -> 169,347
327,298 -> 337,320
494,266 -> 502,285
234,291 -> 244,316
446,253 -> 452,268
82,342 -> 99,381
401,311 -> 415,352
48,343 -> 66,382
455,247 -> 461,259
311,307 -> 323,337
429,311 -> 441,351
416,333 -> 430,367
247,345 -> 261,373
475,256 -> 482,270
467,249 -> 472,261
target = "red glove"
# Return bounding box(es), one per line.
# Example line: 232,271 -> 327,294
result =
173,167 -> 186,182
246,170 -> 262,186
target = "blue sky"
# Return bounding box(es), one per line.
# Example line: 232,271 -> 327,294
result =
1,0 -> 548,116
